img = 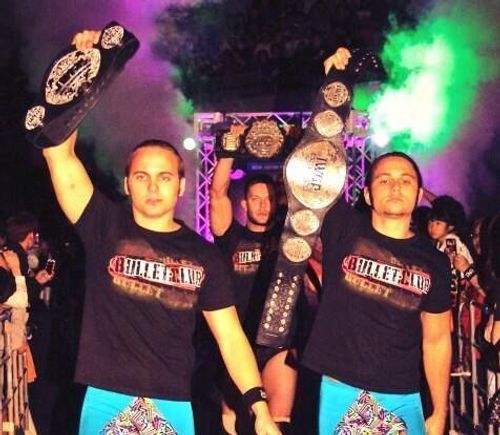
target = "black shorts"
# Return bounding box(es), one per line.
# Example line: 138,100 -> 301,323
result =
253,345 -> 289,371
221,346 -> 293,403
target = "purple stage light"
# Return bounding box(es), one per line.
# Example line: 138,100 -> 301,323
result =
230,169 -> 246,180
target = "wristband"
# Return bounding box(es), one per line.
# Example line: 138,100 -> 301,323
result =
242,387 -> 267,410
463,266 -> 477,281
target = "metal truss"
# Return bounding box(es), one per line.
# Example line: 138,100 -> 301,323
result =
194,112 -> 221,241
344,110 -> 372,204
194,111 -> 374,239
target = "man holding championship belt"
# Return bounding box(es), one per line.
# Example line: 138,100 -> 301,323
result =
208,45 -> 391,434
37,28 -> 280,435
210,141 -> 298,434
302,48 -> 452,435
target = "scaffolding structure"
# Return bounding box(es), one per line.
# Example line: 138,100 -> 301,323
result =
194,111 -> 374,240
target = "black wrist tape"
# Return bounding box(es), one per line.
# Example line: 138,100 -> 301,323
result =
464,266 -> 477,281
242,386 -> 267,410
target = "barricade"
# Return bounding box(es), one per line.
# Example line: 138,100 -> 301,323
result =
449,300 -> 500,434
0,306 -> 33,434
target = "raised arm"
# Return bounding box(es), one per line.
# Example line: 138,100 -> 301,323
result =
421,310 -> 452,435
209,156 -> 235,236
203,306 -> 280,435
42,131 -> 93,223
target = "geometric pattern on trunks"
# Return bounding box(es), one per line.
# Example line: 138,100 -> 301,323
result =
101,397 -> 177,435
335,391 -> 408,434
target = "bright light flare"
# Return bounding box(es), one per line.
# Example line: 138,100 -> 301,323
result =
182,137 -> 197,151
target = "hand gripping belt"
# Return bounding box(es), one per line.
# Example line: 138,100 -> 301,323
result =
24,21 -> 140,148
255,49 -> 386,348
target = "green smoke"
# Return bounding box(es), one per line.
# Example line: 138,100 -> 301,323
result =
369,1 -> 500,156
176,95 -> 195,118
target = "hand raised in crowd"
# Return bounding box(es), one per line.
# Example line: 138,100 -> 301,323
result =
35,268 -> 54,285
72,29 -> 101,50
323,47 -> 351,74
452,253 -> 470,273
1,250 -> 21,276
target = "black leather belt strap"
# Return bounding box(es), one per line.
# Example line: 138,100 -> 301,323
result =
256,49 -> 386,348
25,21 -> 139,148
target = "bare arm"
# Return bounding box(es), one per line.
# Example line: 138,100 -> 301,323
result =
1,250 -> 20,276
203,306 -> 280,434
42,131 -> 93,223
1,251 -> 28,308
209,157 -> 235,236
421,310 -> 452,435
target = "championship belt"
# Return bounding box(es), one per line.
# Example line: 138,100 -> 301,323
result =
215,119 -> 297,160
255,49 -> 386,348
24,22 -> 139,148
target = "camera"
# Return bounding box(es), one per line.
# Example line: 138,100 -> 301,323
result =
45,258 -> 56,275
445,238 -> 457,256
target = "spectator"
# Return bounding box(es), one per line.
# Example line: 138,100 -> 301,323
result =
427,196 -> 484,375
1,249 -> 29,350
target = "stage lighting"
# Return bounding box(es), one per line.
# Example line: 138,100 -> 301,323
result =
183,137 -> 197,151
230,169 -> 246,180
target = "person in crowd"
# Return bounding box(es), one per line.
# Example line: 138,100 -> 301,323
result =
0,250 -> 15,304
427,196 -> 484,374
39,28 -> 280,435
0,247 -> 37,434
209,142 -> 296,434
471,215 -> 500,346
0,249 -> 29,350
5,213 -> 54,298
427,195 -> 483,297
5,213 -> 55,434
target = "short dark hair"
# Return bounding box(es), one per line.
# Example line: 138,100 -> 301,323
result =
125,139 -> 185,178
365,151 -> 423,190
412,205 -> 432,237
6,212 -> 38,243
243,174 -> 276,198
429,195 -> 467,229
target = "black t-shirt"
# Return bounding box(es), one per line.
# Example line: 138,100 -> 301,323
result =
74,191 -> 234,400
214,220 -> 280,342
302,200 -> 451,394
